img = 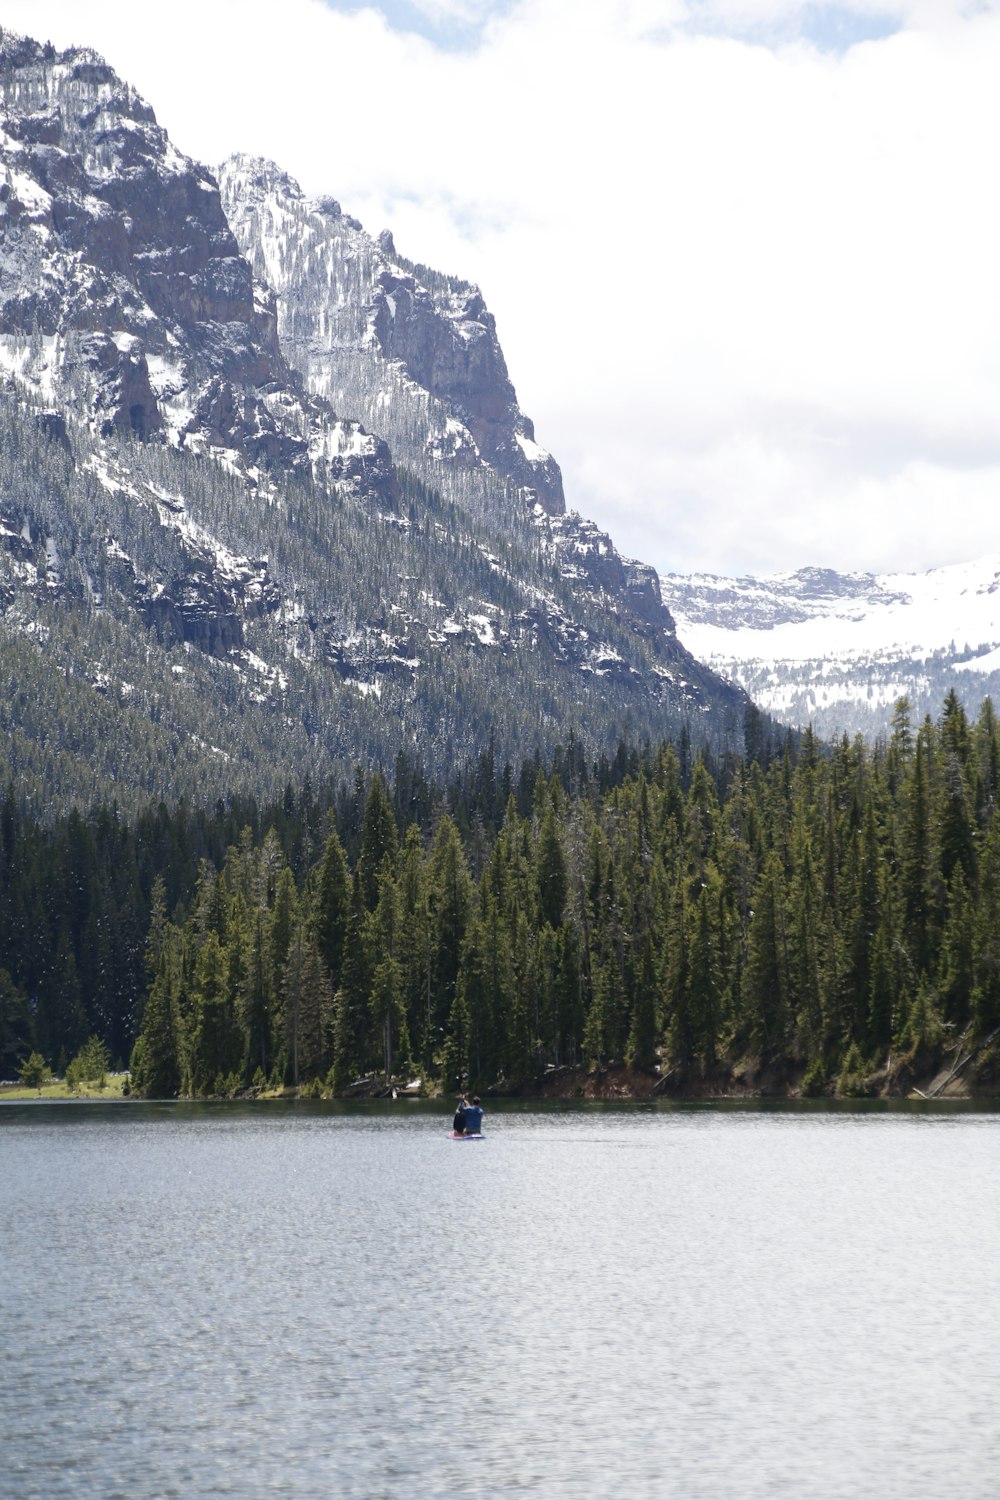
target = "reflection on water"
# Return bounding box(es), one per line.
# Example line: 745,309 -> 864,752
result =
2,1103 -> 998,1499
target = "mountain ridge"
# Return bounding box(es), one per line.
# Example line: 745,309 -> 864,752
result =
0,29 -> 750,814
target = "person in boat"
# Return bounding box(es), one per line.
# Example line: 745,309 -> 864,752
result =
452,1094 -> 468,1134
460,1095 -> 484,1135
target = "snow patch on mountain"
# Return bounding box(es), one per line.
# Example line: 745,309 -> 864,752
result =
663,556 -> 1000,737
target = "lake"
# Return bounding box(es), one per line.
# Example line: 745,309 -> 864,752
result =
1,1100 -> 998,1499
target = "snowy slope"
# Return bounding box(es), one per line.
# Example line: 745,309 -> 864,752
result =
663,558 -> 1000,736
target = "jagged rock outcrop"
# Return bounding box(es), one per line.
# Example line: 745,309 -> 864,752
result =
137,562 -> 277,657
543,510 -> 674,636
218,155 -> 565,515
0,33 -> 393,500
83,333 -> 163,440
217,154 -> 721,683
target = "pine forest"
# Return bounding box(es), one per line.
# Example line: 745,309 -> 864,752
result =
3,690 -> 1000,1099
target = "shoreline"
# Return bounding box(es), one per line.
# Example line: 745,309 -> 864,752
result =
3,1063 -> 997,1106
5,1030 -> 998,1105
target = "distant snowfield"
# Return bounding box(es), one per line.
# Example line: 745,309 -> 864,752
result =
672,555 -> 1000,665
663,554 -> 1000,736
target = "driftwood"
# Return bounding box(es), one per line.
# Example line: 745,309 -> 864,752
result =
344,1074 -> 376,1096
649,1067 -> 680,1096
923,1025 -> 1000,1098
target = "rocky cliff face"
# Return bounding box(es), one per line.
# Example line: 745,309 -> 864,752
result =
218,154 -> 564,516
217,154 -> 699,675
0,34 -> 393,499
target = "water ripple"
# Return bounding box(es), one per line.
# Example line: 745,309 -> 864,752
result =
1,1105 -> 998,1498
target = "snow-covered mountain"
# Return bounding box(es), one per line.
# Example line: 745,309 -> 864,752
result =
0,31 -> 747,811
218,154 -> 564,520
217,153 -> 685,662
662,559 -> 1000,737
0,38 -> 394,493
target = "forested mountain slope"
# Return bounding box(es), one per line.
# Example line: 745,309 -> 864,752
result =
0,30 -> 748,814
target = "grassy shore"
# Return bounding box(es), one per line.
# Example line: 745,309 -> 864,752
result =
0,1074 -> 129,1102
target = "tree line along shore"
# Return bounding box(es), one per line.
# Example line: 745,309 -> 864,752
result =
3,695 -> 1000,1101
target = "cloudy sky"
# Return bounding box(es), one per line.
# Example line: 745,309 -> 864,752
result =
5,0 -> 1000,579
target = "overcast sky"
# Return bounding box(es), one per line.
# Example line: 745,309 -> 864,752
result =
5,0 -> 1000,580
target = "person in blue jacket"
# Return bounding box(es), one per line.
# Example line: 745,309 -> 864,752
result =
459,1094 -> 484,1135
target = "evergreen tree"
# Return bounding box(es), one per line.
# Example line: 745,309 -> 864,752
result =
938,868 -> 974,1031
331,870 -> 372,1089
130,952 -> 180,1097
315,829 -> 350,993
687,879 -> 724,1070
939,749 -> 976,889
789,843 -> 826,1059
555,927 -> 585,1066
534,799 -> 567,930
900,728 -> 937,975
867,886 -> 898,1054
583,953 -> 620,1068
239,910 -> 273,1081
971,824 -> 1000,1033
626,930 -> 660,1072
0,968 -> 34,1079
284,925 -> 329,1086
269,866 -> 297,987
188,932 -> 237,1095
396,825 -> 432,1067
426,815 -> 472,1041
357,773 -> 398,910
367,862 -> 410,1081
745,854 -> 789,1060
18,1051 -> 48,1092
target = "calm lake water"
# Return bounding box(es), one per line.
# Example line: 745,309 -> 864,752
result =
1,1100 -> 998,1499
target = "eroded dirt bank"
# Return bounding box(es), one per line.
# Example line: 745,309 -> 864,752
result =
498,1046 -> 1000,1102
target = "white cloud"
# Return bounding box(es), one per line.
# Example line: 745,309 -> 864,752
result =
4,0 -> 1000,580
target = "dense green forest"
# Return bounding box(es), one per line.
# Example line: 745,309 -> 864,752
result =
3,692 -> 1000,1097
